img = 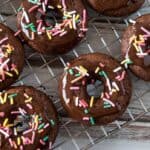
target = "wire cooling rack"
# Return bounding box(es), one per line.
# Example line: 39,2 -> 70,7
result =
0,0 -> 150,149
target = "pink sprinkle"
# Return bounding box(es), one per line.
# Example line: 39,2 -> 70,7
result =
40,139 -> 46,145
0,37 -> 8,44
0,112 -> 5,117
80,99 -> 88,108
70,86 -> 80,90
49,142 -> 52,149
62,0 -> 66,11
59,31 -> 67,37
11,111 -> 20,114
38,8 -> 45,15
118,71 -> 126,81
45,0 -> 48,5
82,9 -> 86,29
82,80 -> 86,86
26,104 -> 33,109
9,138 -> 13,147
14,30 -> 21,37
105,92 -> 110,99
23,128 -> 33,135
31,132 -> 35,144
44,123 -> 50,129
141,27 -> 150,35
83,117 -> 89,120
28,5 -> 39,13
99,63 -> 105,68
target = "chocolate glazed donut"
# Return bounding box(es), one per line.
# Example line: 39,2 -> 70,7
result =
121,14 -> 150,81
59,53 -> 132,125
17,0 -> 87,54
0,24 -> 24,91
0,86 -> 58,150
87,0 -> 145,17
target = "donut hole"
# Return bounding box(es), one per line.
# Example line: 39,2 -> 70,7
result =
86,79 -> 104,98
37,7 -> 63,27
13,115 -> 30,133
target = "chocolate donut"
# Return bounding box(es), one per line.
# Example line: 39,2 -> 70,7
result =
121,14 -> 150,81
59,53 -> 132,125
17,0 -> 87,54
0,86 -> 58,150
0,24 -> 24,91
87,0 -> 145,17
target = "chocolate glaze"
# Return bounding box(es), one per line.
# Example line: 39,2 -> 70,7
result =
0,86 -> 59,150
17,0 -> 87,54
59,53 -> 132,125
122,14 -> 150,81
0,24 -> 24,91
87,0 -> 145,17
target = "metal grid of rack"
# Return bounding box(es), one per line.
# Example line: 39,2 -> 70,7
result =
0,0 -> 150,149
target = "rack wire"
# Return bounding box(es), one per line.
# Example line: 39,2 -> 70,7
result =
0,0 -> 150,149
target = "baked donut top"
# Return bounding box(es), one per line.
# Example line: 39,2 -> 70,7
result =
121,19 -> 150,68
61,57 -> 129,125
0,87 -> 57,149
0,27 -> 19,83
18,0 -> 87,41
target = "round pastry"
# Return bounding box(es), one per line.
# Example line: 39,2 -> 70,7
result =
121,14 -> 150,81
0,86 -> 58,150
17,0 -> 87,54
59,53 -> 132,125
0,23 -> 24,91
87,0 -> 145,17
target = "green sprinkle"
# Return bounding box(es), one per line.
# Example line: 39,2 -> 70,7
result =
104,102 -> 111,109
90,117 -> 95,125
28,0 -> 39,4
43,136 -> 49,142
8,93 -> 18,98
17,6 -> 23,12
38,123 -> 45,130
75,73 -> 81,77
84,109 -> 89,114
50,119 -> 55,126
68,69 -> 74,75
25,23 -> 36,32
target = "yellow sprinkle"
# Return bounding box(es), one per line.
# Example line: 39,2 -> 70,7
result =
0,95 -> 4,104
79,66 -> 88,75
112,89 -> 117,93
10,97 -> 14,105
5,71 -> 13,77
129,35 -> 136,44
71,75 -> 84,84
95,67 -> 100,74
75,14 -> 80,20
6,124 -> 14,128
133,43 -> 140,52
90,96 -> 94,108
25,97 -> 32,103
13,141 -> 17,149
14,69 -> 19,75
69,21 -> 73,29
35,115 -> 39,124
57,5 -> 62,9
3,118 -> 8,126
3,93 -> 8,103
38,129 -> 44,133
17,137 -> 21,145
46,31 -> 52,40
